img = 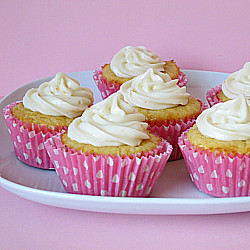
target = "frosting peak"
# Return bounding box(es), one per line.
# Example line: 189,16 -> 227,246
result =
23,73 -> 94,118
120,68 -> 189,110
196,95 -> 250,141
68,92 -> 149,147
110,46 -> 165,78
222,62 -> 250,101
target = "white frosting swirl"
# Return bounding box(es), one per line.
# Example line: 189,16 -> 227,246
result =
120,68 -> 189,110
23,73 -> 94,118
68,92 -> 149,147
222,62 -> 250,100
196,95 -> 250,141
110,46 -> 165,78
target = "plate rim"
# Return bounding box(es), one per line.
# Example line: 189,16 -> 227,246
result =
1,176 -> 250,215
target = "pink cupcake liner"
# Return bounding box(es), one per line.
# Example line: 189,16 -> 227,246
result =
206,85 -> 223,107
177,71 -> 188,87
147,100 -> 208,161
93,68 -> 120,100
3,102 -> 67,170
178,132 -> 250,197
93,68 -> 188,100
44,132 -> 173,197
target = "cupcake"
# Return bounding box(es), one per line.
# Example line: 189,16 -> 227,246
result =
120,68 -> 206,161
44,92 -> 173,197
3,72 -> 94,169
206,62 -> 250,107
93,46 -> 188,99
178,95 -> 250,197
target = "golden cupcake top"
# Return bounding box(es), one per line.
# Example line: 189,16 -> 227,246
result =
120,68 -> 189,110
196,94 -> 250,141
68,92 -> 149,147
222,62 -> 250,102
110,46 -> 165,78
23,73 -> 94,118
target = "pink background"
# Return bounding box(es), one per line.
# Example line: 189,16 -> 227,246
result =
1,0 -> 250,96
0,0 -> 249,249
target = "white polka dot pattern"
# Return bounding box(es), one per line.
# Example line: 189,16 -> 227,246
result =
112,175 -> 119,183
28,131 -> 36,138
198,165 -> 204,173
101,190 -> 108,196
178,133 -> 250,198
73,183 -> 79,191
129,172 -> 136,181
3,102 -> 66,170
136,183 -> 144,191
38,143 -> 44,150
35,157 -> 42,164
85,180 -> 91,189
206,184 -> 213,191
54,161 -> 59,168
73,167 -> 78,176
43,131 -> 173,197
63,167 -> 69,175
96,170 -> 103,178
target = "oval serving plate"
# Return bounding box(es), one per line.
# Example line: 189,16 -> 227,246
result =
0,70 -> 249,215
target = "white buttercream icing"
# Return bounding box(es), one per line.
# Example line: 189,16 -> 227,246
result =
23,73 -> 94,118
196,95 -> 250,141
110,46 -> 165,78
120,68 -> 189,110
68,92 -> 149,147
222,62 -> 250,101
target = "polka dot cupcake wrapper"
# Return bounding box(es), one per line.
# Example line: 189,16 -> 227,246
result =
206,85 -> 223,107
3,102 -> 67,170
44,132 -> 173,197
177,71 -> 188,88
148,100 -> 208,161
93,68 -> 188,100
93,69 -> 121,100
149,119 -> 196,161
178,133 -> 250,198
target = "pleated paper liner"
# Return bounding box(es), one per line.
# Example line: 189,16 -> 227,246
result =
3,102 -> 67,170
178,132 -> 250,198
147,100 -> 208,161
44,132 -> 173,197
206,85 -> 223,107
93,67 -> 188,100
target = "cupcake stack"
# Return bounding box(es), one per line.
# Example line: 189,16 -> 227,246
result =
3,46 -> 249,198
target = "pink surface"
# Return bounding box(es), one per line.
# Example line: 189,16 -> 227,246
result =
1,0 -> 250,249
1,0 -> 250,97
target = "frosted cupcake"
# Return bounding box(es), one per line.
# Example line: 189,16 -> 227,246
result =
206,62 -> 250,107
3,73 -> 94,169
44,92 -> 173,197
93,46 -> 188,99
120,68 -> 206,161
178,95 -> 250,197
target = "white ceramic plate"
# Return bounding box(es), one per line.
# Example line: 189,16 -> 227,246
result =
0,70 -> 249,215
